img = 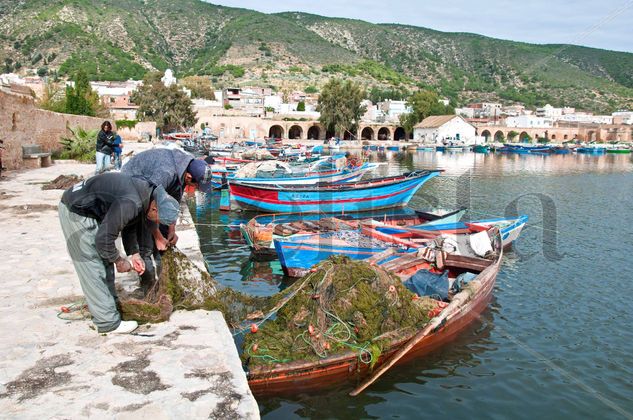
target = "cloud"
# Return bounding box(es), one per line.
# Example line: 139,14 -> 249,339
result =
203,0 -> 633,52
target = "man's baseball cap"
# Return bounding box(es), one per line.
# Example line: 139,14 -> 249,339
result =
153,186 -> 180,225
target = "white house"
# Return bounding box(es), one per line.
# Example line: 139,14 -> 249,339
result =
413,115 -> 476,144
505,115 -> 552,128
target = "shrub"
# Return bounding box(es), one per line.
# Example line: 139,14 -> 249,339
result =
59,127 -> 99,162
115,120 -> 138,130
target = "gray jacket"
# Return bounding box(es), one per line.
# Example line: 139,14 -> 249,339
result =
121,148 -> 194,202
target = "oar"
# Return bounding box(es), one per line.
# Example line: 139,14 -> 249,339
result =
349,286 -> 475,396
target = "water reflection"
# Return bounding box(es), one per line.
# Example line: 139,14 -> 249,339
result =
190,151 -> 633,419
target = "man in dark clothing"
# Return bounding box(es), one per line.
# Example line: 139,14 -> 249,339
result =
96,121 -> 116,174
121,147 -> 212,294
59,172 -> 180,334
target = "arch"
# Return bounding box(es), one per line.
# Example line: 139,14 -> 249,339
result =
494,131 -> 505,142
269,125 -> 284,139
563,134 -> 568,140
394,127 -> 406,141
519,131 -> 530,143
587,131 -> 597,141
288,125 -> 303,140
481,130 -> 491,142
361,127 -> 375,140
307,126 -> 320,140
378,127 -> 391,140
551,134 -> 556,140
343,130 -> 355,140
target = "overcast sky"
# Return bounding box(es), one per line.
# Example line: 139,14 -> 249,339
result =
205,0 -> 633,53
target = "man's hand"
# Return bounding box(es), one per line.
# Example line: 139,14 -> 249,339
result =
155,234 -> 168,251
167,223 -> 178,246
115,257 -> 132,273
131,253 -> 146,275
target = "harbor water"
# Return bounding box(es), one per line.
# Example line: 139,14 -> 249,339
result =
190,150 -> 633,419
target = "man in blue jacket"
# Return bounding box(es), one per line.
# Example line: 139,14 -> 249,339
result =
59,172 -> 180,334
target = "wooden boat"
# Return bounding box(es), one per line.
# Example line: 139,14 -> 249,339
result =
240,208 -> 467,258
606,147 -> 631,154
247,228 -> 503,395
387,146 -> 401,151
473,145 -> 490,153
212,162 -> 372,188
274,215 -> 525,277
229,170 -> 441,213
576,146 -> 606,154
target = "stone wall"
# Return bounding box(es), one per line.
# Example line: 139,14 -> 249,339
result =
0,89 -> 112,170
117,121 -> 157,141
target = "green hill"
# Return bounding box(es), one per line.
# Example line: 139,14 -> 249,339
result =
0,0 -> 631,112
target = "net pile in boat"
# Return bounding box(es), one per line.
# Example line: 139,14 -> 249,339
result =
242,255 -> 438,368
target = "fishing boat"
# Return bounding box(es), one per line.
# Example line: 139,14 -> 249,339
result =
210,159 -> 375,189
240,208 -> 467,258
417,146 -> 435,151
228,170 -> 441,213
606,146 -> 631,154
247,228 -> 503,395
473,145 -> 490,153
576,145 -> 606,154
274,215 -> 526,277
387,146 -> 401,151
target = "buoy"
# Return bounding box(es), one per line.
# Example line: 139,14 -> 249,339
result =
308,324 -> 315,335
324,342 -> 331,350
388,285 -> 396,293
252,343 -> 258,352
60,306 -> 70,313
412,294 -> 419,301
310,268 -> 317,273
311,294 -> 320,300
250,323 -> 258,333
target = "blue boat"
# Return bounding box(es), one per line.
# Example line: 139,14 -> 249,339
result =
228,170 -> 440,213
387,146 -> 401,151
576,146 -> 606,154
240,208 -> 466,258
274,215 -> 528,277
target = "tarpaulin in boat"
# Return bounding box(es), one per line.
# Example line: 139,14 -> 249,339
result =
403,269 -> 449,300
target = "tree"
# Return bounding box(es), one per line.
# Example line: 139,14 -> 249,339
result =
132,72 -> 198,132
507,131 -> 519,141
63,69 -> 103,117
181,76 -> 216,100
399,90 -> 453,135
296,101 -> 305,112
305,85 -> 318,94
317,79 -> 366,138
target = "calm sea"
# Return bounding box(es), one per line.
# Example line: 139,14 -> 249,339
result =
190,151 -> 633,419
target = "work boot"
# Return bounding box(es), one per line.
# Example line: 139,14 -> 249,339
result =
109,320 -> 138,334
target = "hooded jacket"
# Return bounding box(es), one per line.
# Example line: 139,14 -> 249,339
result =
121,148 -> 194,202
96,130 -> 116,155
61,173 -> 154,262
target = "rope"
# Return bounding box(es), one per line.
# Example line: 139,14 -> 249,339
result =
56,300 -> 90,321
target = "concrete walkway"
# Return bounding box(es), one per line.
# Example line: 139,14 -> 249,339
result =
0,157 -> 260,418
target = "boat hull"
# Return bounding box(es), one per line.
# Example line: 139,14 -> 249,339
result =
229,171 -> 440,213
247,251 -> 501,396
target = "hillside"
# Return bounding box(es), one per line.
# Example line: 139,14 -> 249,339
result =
0,0 -> 632,112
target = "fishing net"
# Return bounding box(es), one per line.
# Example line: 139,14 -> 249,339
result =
241,256 -> 439,368
119,249 -> 441,368
42,174 -> 83,190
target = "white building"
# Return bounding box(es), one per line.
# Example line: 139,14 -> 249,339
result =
378,100 -> 411,122
413,115 -> 476,144
505,115 -> 552,128
161,69 -> 177,87
613,111 -> 633,125
535,104 -> 563,118
556,113 -> 613,124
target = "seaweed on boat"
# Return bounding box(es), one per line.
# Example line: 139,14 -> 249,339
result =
241,256 -> 437,368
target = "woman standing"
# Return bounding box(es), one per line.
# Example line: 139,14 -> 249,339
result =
96,121 -> 115,174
